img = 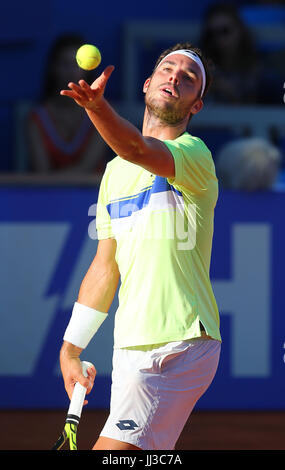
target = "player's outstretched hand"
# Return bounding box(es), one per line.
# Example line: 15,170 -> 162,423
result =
60,65 -> 114,110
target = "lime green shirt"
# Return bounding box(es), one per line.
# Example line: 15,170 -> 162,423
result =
96,132 -> 221,348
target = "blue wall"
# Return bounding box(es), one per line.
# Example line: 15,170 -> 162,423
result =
1,0 -> 218,171
0,0 -> 214,103
0,186 -> 284,410
2,1 -> 284,171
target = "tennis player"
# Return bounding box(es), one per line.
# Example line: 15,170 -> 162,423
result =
59,42 -> 222,451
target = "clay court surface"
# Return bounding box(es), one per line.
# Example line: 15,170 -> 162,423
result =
0,409 -> 284,450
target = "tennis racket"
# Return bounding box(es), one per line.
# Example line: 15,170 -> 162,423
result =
52,360 -> 93,450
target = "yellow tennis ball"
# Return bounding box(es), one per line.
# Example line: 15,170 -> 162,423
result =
76,44 -> 101,71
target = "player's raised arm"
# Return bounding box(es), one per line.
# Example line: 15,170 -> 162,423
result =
60,67 -> 176,178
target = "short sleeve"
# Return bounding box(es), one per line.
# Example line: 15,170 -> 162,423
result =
96,165 -> 115,240
164,134 -> 217,194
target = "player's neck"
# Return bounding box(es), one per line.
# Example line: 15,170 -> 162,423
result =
142,108 -> 187,141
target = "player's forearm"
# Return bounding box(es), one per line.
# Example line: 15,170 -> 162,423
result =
86,98 -> 147,163
61,260 -> 119,358
77,259 -> 120,313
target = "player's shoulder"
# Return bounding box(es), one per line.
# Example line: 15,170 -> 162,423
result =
175,132 -> 212,156
166,132 -> 213,169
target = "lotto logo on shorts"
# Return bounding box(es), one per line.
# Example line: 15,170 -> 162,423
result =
116,419 -> 139,430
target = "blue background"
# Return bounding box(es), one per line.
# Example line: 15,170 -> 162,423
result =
0,187 -> 284,410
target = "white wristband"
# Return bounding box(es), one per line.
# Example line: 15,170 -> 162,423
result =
63,302 -> 108,349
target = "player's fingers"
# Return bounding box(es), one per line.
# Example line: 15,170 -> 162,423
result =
60,89 -> 82,101
67,81 -> 88,97
76,374 -> 90,389
78,79 -> 91,90
85,365 -> 96,394
87,364 -> 96,380
103,65 -> 115,80
75,368 -> 94,392
90,65 -> 114,91
80,366 -> 96,396
78,80 -> 96,100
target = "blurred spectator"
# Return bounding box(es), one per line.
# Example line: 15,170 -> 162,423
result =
241,1 -> 285,103
199,3 -> 277,105
25,33 -> 111,175
216,137 -> 281,191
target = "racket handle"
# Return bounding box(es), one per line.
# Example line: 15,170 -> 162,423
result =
66,360 -> 93,425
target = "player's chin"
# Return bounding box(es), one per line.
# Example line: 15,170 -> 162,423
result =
152,97 -> 175,113
146,97 -> 182,124
158,105 -> 185,125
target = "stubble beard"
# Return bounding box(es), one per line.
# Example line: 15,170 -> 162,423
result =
144,93 -> 189,126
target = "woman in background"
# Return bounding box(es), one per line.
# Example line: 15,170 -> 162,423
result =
199,3 -> 262,105
26,34 -> 111,175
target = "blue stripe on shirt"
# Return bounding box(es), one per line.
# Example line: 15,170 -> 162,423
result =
106,176 -> 182,219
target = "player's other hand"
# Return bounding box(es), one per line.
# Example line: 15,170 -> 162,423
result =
60,344 -> 96,404
60,65 -> 114,111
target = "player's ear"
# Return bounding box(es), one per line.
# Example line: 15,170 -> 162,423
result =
190,98 -> 203,115
143,78 -> 151,94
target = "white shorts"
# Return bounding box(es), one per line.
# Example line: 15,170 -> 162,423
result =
100,337 -> 221,450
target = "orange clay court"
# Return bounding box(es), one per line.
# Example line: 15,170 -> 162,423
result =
0,409 -> 284,450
